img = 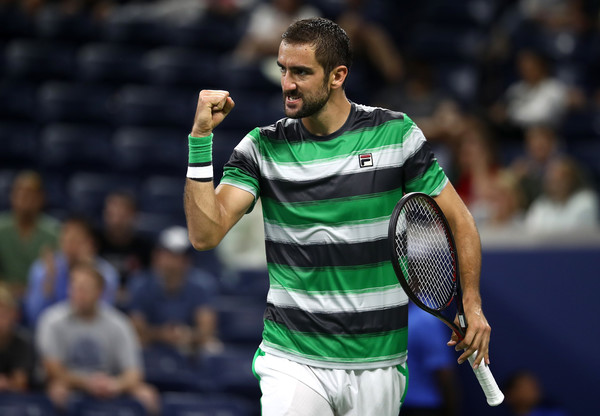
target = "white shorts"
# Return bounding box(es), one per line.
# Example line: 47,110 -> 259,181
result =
252,349 -> 408,416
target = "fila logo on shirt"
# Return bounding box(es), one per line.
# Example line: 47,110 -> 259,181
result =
358,153 -> 373,168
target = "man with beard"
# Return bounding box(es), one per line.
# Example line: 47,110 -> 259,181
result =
183,17 -> 492,416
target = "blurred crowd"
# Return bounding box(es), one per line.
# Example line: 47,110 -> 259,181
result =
1,0 -> 599,414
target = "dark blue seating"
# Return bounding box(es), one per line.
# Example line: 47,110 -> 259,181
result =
112,85 -> 194,128
67,172 -> 137,219
0,393 -> 58,416
161,392 -> 254,416
143,47 -> 220,87
0,122 -> 38,168
78,43 -> 147,84
0,81 -> 37,121
0,170 -> 16,211
40,123 -> 113,173
38,82 -> 114,124
4,39 -> 75,80
215,296 -> 265,345
139,175 -> 186,217
198,347 -> 261,400
112,127 -> 187,176
68,396 -> 146,416
142,345 -> 201,393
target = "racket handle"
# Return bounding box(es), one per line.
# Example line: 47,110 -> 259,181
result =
468,351 -> 504,406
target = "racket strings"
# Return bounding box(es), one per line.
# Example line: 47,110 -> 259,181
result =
394,198 -> 456,311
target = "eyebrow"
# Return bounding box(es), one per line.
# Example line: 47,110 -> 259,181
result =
276,61 -> 313,72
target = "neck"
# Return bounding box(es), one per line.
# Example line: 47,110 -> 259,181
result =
302,93 -> 351,136
15,213 -> 36,235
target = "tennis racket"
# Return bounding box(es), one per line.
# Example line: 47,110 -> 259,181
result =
388,192 -> 504,406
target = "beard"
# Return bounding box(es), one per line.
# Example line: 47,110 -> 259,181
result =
283,81 -> 331,119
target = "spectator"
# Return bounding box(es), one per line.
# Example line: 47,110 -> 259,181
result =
128,226 -> 221,355
0,284 -> 35,393
490,49 -> 568,130
36,261 -> 159,414
23,216 -> 118,327
97,191 -> 152,304
504,370 -> 569,416
233,0 -> 320,63
452,119 -> 501,224
510,125 -> 563,208
525,156 -> 599,232
481,170 -> 527,230
402,303 -> 459,416
0,171 -> 59,297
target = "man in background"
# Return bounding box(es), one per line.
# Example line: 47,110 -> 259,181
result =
36,261 -> 159,414
0,171 -> 59,297
24,216 -> 118,327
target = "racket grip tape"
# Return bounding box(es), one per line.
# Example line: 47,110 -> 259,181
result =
468,351 -> 504,406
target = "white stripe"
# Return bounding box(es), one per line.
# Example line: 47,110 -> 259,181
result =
258,124 -> 427,182
267,285 -> 408,313
187,165 -> 213,179
264,217 -> 389,245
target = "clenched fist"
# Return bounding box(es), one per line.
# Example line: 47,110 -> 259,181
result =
191,90 -> 235,138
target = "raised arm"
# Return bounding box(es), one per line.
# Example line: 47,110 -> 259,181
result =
184,90 -> 254,251
434,182 -> 491,369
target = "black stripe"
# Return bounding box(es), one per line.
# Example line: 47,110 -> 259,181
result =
262,167 -> 403,203
403,141 -> 436,183
189,177 -> 212,182
260,103 -> 405,143
264,302 -> 408,335
189,161 -> 212,167
224,149 -> 260,180
265,239 -> 389,268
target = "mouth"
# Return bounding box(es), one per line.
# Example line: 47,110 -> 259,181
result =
285,94 -> 302,105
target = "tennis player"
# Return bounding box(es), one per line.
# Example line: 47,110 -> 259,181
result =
184,17 -> 491,416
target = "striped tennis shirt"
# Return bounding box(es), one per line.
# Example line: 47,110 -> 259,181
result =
220,102 -> 448,369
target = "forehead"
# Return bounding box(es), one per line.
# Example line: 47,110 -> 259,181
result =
278,41 -> 321,69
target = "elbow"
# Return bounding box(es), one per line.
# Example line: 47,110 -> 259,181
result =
188,232 -> 219,251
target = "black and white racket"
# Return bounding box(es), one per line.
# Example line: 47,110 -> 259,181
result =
388,192 -> 504,406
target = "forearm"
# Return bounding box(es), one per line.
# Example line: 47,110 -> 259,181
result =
114,369 -> 142,394
184,179 -> 230,250
451,210 -> 482,307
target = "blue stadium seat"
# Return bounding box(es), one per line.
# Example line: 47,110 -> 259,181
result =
161,392 -> 254,416
112,85 -> 194,128
67,172 -> 137,219
135,212 -> 184,239
0,5 -> 34,40
214,296 -> 265,345
0,122 -> 38,168
408,26 -> 486,62
163,14 -> 244,52
4,39 -> 75,80
0,81 -> 37,121
218,90 -> 282,131
0,393 -> 58,416
103,14 -> 166,46
219,270 -> 269,299
0,170 -> 16,211
437,63 -> 479,105
35,7 -> 100,41
142,345 -> 202,393
78,43 -> 148,84
198,347 -> 261,400
139,175 -> 186,218
112,127 -> 187,176
38,82 -> 114,124
68,396 -> 146,416
220,58 -> 281,93
143,47 -> 220,87
40,123 -> 113,173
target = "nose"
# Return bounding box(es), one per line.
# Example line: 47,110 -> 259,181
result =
281,72 -> 296,92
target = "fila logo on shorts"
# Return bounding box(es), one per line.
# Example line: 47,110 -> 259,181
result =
358,153 -> 373,168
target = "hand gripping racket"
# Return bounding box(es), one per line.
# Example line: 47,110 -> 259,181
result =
388,192 -> 504,406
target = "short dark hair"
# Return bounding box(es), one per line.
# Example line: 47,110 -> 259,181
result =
282,17 -> 352,79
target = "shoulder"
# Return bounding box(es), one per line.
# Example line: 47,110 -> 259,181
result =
0,212 -> 13,229
100,305 -> 135,331
38,301 -> 71,328
258,118 -> 302,143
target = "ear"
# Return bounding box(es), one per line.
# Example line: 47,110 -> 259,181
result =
329,65 -> 348,90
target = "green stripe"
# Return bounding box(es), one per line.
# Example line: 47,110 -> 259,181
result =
252,348 -> 265,381
405,160 -> 447,196
257,119 -> 411,163
267,262 -> 398,293
262,187 -> 404,227
263,320 -> 408,363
